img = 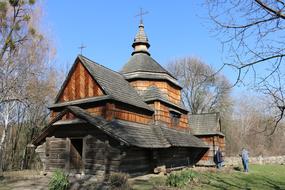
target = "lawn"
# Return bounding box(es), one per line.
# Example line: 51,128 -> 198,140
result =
131,164 -> 285,190
0,165 -> 284,189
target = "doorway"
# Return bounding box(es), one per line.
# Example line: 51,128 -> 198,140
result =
70,138 -> 83,173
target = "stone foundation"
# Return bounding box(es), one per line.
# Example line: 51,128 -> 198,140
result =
225,155 -> 285,166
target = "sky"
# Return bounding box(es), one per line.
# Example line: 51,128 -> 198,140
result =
42,1 -> 226,77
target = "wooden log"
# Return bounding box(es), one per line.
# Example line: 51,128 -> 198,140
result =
65,138 -> 70,171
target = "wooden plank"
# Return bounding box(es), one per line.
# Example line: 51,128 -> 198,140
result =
65,138 -> 70,171
84,164 -> 119,171
84,66 -> 89,98
75,62 -> 80,99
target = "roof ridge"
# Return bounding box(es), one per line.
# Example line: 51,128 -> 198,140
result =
78,55 -> 153,112
189,112 -> 219,116
78,55 -> 124,78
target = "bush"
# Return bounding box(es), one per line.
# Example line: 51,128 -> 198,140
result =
48,169 -> 69,190
109,172 -> 131,190
166,169 -> 196,188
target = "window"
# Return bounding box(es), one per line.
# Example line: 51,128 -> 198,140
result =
170,111 -> 181,127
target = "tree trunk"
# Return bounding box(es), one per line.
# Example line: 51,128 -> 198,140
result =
0,115 -> 9,176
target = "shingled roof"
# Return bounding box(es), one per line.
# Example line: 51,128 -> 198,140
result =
54,55 -> 153,112
141,86 -> 168,100
141,86 -> 188,113
189,113 -> 224,136
79,55 -> 154,112
33,106 -> 208,149
121,53 -> 171,75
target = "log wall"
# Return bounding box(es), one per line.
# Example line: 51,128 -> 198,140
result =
154,148 -> 204,169
130,80 -> 181,105
51,102 -> 153,124
113,104 -> 152,124
58,61 -> 104,103
44,137 -> 70,172
153,102 -> 188,128
119,148 -> 151,175
196,135 -> 225,166
38,124 -> 208,176
84,135 -> 123,176
40,125 -> 153,176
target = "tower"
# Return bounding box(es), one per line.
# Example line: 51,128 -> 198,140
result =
121,21 -> 189,128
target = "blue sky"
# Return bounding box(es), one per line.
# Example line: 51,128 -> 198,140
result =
43,1 -> 226,75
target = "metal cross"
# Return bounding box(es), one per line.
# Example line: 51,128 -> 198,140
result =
135,8 -> 149,24
78,43 -> 86,55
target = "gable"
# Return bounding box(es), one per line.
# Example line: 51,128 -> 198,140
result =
56,60 -> 105,103
79,55 -> 153,112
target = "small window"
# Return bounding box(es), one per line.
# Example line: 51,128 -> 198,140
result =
170,112 -> 181,127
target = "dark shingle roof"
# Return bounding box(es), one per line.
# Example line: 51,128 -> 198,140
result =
65,55 -> 154,112
141,86 -> 167,100
103,120 -> 170,148
121,53 -> 173,76
79,55 -> 153,112
141,86 -> 188,113
123,72 -> 182,88
189,113 -> 224,136
54,55 -> 153,112
160,127 -> 209,147
49,95 -> 111,109
33,106 -> 208,149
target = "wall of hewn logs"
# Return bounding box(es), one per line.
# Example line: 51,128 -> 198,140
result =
119,148 -> 152,175
37,124 -> 206,176
196,135 -> 225,166
47,124 -> 152,176
51,102 -> 153,125
153,148 -> 205,169
152,102 -> 188,128
44,137 -> 69,171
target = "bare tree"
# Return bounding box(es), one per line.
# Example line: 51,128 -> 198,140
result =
167,57 -> 232,116
226,95 -> 285,156
205,0 -> 285,131
0,0 -> 57,172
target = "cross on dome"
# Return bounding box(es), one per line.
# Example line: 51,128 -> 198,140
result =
135,8 -> 149,25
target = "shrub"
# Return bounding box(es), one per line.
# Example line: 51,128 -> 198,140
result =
109,172 -> 131,190
166,169 -> 196,188
48,169 -> 69,190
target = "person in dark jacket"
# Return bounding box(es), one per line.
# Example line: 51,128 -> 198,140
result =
215,147 -> 223,169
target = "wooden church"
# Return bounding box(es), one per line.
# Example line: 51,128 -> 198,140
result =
32,21 -> 219,176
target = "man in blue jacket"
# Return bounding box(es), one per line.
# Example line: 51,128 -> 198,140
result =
241,148 -> 249,172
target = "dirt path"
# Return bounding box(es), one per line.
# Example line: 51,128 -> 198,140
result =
0,171 -> 100,190
1,177 -> 50,190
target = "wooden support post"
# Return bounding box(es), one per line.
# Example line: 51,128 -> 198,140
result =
45,137 -> 50,171
65,138 -> 71,172
106,103 -> 115,121
82,136 -> 87,175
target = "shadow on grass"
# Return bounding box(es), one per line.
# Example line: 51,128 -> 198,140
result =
261,177 -> 285,190
201,174 -> 250,190
233,166 -> 242,171
199,173 -> 285,190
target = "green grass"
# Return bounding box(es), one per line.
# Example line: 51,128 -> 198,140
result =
196,165 -> 285,190
132,164 -> 285,190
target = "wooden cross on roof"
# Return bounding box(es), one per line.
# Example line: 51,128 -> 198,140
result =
78,43 -> 86,55
135,8 -> 149,24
